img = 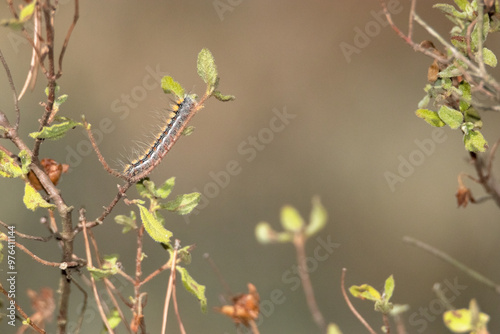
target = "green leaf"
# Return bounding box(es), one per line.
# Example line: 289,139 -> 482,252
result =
137,204 -> 172,245
255,222 -> 277,244
349,284 -> 381,301
103,309 -> 121,333
464,130 -> 488,152
23,183 -> 56,211
173,245 -> 192,265
181,126 -> 195,136
417,94 -> 430,109
18,150 -> 31,175
114,211 -> 137,233
88,254 -> 120,280
327,323 -> 343,334
384,275 -> 395,302
0,18 -> 25,30
438,64 -> 463,78
415,109 -> 445,127
177,266 -> 207,313
305,196 -> 327,237
453,0 -> 469,11
162,192 -> 201,215
156,177 -> 176,199
19,2 -> 35,22
213,91 -> 235,102
255,222 -> 293,244
197,48 -> 218,89
137,178 -> 175,200
478,47 -> 498,67
0,150 -> 30,178
161,76 -> 185,99
433,4 -> 466,18
53,94 -> 68,113
280,205 -> 305,233
45,84 -> 60,97
464,108 -> 482,128
443,308 -> 489,333
29,117 -> 82,140
438,105 -> 463,129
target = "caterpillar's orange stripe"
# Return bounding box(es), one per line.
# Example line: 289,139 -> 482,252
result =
124,95 -> 196,180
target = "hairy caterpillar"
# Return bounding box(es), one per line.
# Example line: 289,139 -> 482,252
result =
124,95 -> 196,181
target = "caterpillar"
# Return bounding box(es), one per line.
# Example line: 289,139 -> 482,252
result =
124,95 -> 196,181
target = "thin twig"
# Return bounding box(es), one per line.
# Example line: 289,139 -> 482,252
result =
72,279 -> 88,334
293,232 -> 326,333
249,319 -> 260,334
83,119 -> 125,179
57,0 -> 79,78
81,209 -> 115,333
340,268 -> 377,334
383,314 -> 390,334
172,267 -> 186,334
139,260 -> 172,288
161,239 -> 180,334
0,220 -> 52,241
403,236 -> 500,293
74,182 -> 132,233
0,48 -> 21,129
15,240 -> 79,268
133,225 -> 145,332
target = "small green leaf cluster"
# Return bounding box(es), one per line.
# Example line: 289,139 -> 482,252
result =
88,254 -> 120,280
255,196 -> 327,244
415,1 -> 500,152
197,48 -> 235,101
160,49 -> 235,104
0,150 -> 55,211
349,275 -> 395,314
116,177 -> 200,246
113,178 -> 207,312
443,299 -> 489,333
0,2 -> 34,30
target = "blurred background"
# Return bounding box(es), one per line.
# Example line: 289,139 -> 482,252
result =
1,0 -> 500,333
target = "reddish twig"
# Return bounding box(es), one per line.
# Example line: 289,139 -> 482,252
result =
81,209 -> 115,333
161,239 -> 180,334
293,232 -> 326,333
57,0 -> 79,78
341,268 -> 377,334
